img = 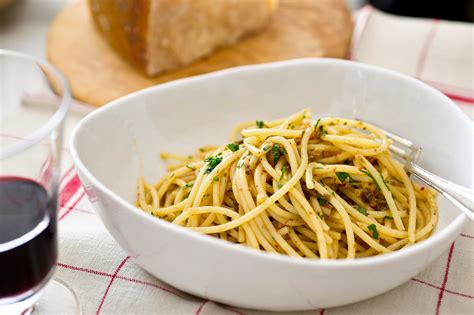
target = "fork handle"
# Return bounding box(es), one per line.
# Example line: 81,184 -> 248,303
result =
408,164 -> 474,220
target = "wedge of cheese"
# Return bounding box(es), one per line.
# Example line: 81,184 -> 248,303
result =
89,0 -> 277,76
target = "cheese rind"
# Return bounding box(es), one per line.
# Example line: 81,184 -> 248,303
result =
89,0 -> 276,76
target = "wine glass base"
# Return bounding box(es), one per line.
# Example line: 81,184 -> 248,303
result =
32,279 -> 81,314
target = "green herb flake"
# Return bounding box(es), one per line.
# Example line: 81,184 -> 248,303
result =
256,120 -> 266,128
318,125 -> 328,136
270,144 -> 287,162
184,192 -> 190,199
378,170 -> 390,189
314,118 -> 321,129
199,148 -> 205,152
227,143 -> 240,152
360,169 -> 381,191
213,176 -> 219,182
263,145 -> 271,152
335,172 -> 350,182
277,166 -> 287,188
317,197 -> 327,205
355,206 -> 368,216
204,154 -> 223,173
368,224 -> 379,240
183,182 -> 194,189
317,213 -> 324,219
384,216 -> 393,220
186,165 -> 196,171
279,166 -> 287,181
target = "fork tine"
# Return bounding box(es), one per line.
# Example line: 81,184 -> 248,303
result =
382,128 -> 416,149
356,118 -> 416,149
389,143 -> 411,160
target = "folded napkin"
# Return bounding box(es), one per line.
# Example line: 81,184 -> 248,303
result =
51,5 -> 473,314
351,5 -> 473,119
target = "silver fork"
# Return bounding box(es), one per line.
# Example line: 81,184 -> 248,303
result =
361,121 -> 474,221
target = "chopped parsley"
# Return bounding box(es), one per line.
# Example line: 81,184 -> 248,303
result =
213,176 -> 219,182
186,165 -> 196,171
183,182 -> 194,189
314,118 -> 321,129
335,172 -> 351,182
361,169 -> 389,190
184,192 -> 190,199
270,144 -> 287,162
263,145 -> 271,152
227,143 -> 240,152
317,212 -> 324,219
368,224 -> 379,240
204,154 -> 223,173
384,216 -> 393,220
319,126 -> 328,135
355,206 -> 368,216
256,120 -> 266,128
279,166 -> 287,181
277,166 -> 287,188
317,197 -> 327,205
360,169 -> 381,191
378,170 -> 390,189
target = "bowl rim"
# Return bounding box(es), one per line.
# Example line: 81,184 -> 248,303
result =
70,58 -> 470,268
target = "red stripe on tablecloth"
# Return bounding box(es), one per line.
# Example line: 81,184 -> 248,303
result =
58,191 -> 86,221
411,278 -> 473,299
320,308 -> 325,315
96,256 -> 130,315
195,300 -> 209,315
219,305 -> 246,315
116,275 -> 187,299
411,278 -> 440,290
60,165 -> 75,184
57,261 -> 185,298
72,207 -> 95,215
415,19 -> 439,79
349,4 -> 374,60
442,92 -> 474,104
59,174 -> 82,207
435,243 -> 456,315
460,234 -> 474,239
57,262 -> 114,277
445,289 -> 474,300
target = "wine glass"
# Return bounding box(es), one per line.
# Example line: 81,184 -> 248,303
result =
0,49 -> 80,314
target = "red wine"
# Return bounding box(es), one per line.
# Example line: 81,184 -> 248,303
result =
0,177 -> 57,298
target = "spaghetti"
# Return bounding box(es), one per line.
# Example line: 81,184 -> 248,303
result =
136,109 -> 438,259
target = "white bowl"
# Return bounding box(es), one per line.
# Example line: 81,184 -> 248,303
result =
70,59 -> 472,311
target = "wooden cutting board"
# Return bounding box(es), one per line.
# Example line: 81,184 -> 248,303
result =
47,0 -> 353,107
